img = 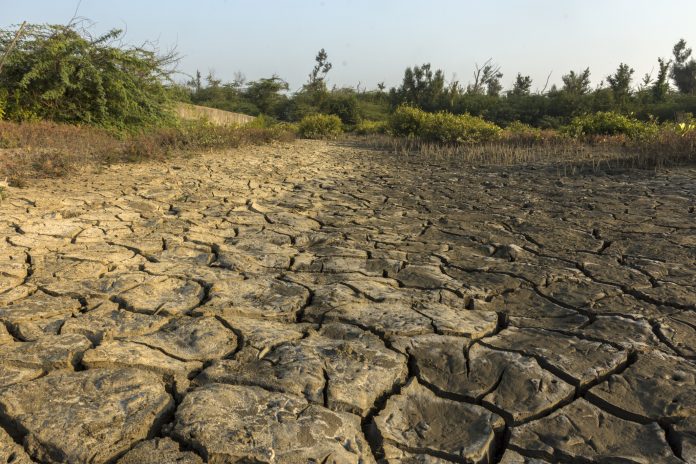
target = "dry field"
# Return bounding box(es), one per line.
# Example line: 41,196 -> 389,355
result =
0,140 -> 695,463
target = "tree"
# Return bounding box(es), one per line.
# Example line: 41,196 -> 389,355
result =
0,22 -> 177,129
187,70 -> 202,93
391,63 -> 448,111
308,48 -> 332,87
653,58 -> 671,102
486,74 -> 503,97
606,63 -> 634,106
561,68 -> 591,95
467,59 -> 502,95
510,73 -> 532,96
243,75 -> 288,115
670,39 -> 696,94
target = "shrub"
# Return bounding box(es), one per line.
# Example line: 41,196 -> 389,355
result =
322,93 -> 361,125
354,120 -> 387,135
388,106 -> 501,143
297,114 -> 343,139
500,121 -> 563,145
0,23 -> 177,130
389,106 -> 428,137
563,112 -> 657,139
421,112 -> 501,144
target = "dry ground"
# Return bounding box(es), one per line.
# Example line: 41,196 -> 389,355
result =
0,140 -> 695,463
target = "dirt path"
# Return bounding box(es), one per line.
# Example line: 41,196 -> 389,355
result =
0,140 -> 695,463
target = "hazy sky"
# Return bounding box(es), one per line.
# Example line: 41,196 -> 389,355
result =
2,0 -> 695,92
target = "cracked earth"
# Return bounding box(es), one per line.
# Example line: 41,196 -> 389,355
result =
0,140 -> 695,463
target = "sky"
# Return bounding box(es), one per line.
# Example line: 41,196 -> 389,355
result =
2,0 -> 695,92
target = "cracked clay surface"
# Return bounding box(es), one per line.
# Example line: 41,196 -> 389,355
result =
0,140 -> 695,463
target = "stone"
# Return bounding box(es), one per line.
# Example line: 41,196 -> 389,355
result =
658,311 -> 696,357
508,399 -> 681,463
0,368 -> 174,464
372,379 -> 505,463
0,426 -> 35,464
481,288 -> 588,331
215,314 -> 309,354
82,341 -> 202,394
483,326 -> 628,387
498,450 -> 549,463
60,301 -> 169,344
0,334 -> 91,371
399,335 -> 573,424
202,276 -> 310,321
0,293 -> 82,341
130,316 -> 237,362
586,351 -> 696,423
117,437 -> 203,464
198,323 -> 407,416
579,315 -> 660,351
172,383 -> 375,463
115,276 -> 204,316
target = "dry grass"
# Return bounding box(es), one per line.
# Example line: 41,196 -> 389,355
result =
351,130 -> 696,171
0,120 -> 295,186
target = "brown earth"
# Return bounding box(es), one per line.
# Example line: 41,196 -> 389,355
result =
0,140 -> 694,463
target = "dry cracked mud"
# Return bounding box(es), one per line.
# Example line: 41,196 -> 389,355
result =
0,139 -> 695,463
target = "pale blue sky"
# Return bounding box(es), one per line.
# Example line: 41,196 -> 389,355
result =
2,0 -> 695,92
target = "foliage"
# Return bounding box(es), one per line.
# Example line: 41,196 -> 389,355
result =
0,22 -> 177,130
389,106 -> 500,143
244,76 -> 289,115
322,91 -> 361,125
388,106 -> 428,137
671,39 -> 696,95
421,111 -> 501,143
502,121 -> 544,143
354,119 -> 387,135
297,114 -> 343,139
510,74 -> 532,96
561,68 -> 592,96
563,111 -> 657,139
389,63 -> 454,112
607,63 -> 634,106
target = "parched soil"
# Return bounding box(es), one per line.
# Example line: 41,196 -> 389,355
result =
0,140 -> 695,463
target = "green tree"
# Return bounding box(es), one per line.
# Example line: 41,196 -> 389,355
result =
607,63 -> 634,106
0,22 -> 177,129
510,73 -> 532,96
243,76 -> 289,115
671,39 -> 696,94
307,48 -> 332,91
561,68 -> 592,95
653,58 -> 671,102
390,63 -> 448,111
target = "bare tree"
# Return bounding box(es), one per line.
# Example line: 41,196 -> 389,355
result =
467,58 -> 502,95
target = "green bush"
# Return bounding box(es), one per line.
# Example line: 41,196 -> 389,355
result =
502,121 -> 544,143
354,120 -> 387,135
298,114 -> 343,139
563,112 -> 657,139
322,93 -> 361,125
388,106 -> 501,143
422,112 -> 501,144
389,106 -> 428,137
0,23 -> 176,131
